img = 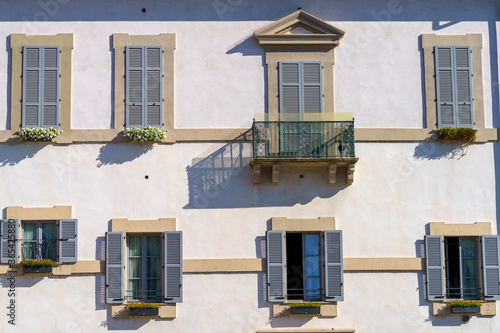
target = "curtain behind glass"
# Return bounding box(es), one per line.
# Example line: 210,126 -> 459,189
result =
22,223 -> 37,260
147,236 -> 161,300
41,223 -> 57,261
461,238 -> 477,299
128,236 -> 142,300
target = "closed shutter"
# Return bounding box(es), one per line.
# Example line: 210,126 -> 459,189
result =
425,235 -> 445,301
435,46 -> 473,128
22,46 -> 59,128
126,46 -> 163,128
0,219 -> 18,264
164,231 -> 182,303
266,230 -> 285,302
482,235 -> 500,300
105,232 -> 124,304
302,62 -> 322,113
58,219 -> 77,263
280,62 -> 301,114
324,230 -> 343,301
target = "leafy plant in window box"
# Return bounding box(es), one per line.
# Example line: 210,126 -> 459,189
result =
21,259 -> 56,274
19,127 -> 60,142
436,127 -> 476,146
124,126 -> 166,142
127,302 -> 160,316
448,300 -> 482,314
289,302 -> 321,315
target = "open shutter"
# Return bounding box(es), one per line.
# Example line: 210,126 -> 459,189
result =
425,235 -> 445,301
126,46 -> 144,127
266,230 -> 285,302
22,47 -> 41,127
41,47 -> 59,128
482,235 -> 500,300
279,62 -> 301,114
302,62 -> 322,113
324,230 -> 343,301
435,47 -> 455,128
145,47 -> 162,127
59,219 -> 77,263
164,231 -> 182,303
105,232 -> 124,304
1,219 -> 18,264
454,47 -> 473,127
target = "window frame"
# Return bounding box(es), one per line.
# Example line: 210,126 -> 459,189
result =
21,220 -> 58,262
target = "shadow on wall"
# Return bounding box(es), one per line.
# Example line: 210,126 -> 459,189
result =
413,142 -> 468,161
96,143 -> 153,167
0,143 -> 46,167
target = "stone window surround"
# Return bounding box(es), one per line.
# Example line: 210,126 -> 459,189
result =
421,34 -> 484,130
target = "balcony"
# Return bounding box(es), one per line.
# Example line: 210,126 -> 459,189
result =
250,119 -> 358,184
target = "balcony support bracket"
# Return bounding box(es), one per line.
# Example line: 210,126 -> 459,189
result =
329,164 -> 337,184
272,163 -> 280,184
253,163 -> 261,184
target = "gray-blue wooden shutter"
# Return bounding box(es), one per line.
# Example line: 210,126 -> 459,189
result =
106,231 -> 124,304
279,62 -> 300,114
302,62 -> 322,113
59,219 -> 77,263
22,46 -> 59,128
425,235 -> 445,301
435,46 -> 473,128
164,231 -> 182,303
324,230 -> 343,301
482,235 -> 500,300
146,47 -> 162,127
266,230 -> 285,302
1,219 -> 18,264
126,46 -> 144,127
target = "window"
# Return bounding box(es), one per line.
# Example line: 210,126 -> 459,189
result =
22,46 -> 59,129
279,62 -> 322,115
127,235 -> 162,302
266,230 -> 343,302
126,46 -> 162,128
105,231 -> 182,304
425,235 -> 500,301
434,46 -> 473,128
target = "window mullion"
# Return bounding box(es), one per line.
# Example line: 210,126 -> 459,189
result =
142,235 -> 148,302
459,238 -> 464,299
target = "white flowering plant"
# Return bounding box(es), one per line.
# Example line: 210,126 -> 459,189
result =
124,126 -> 166,142
19,127 -> 60,141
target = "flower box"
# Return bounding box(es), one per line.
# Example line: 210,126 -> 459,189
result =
451,306 -> 481,314
291,306 -> 321,315
129,308 -> 159,316
23,265 -> 52,274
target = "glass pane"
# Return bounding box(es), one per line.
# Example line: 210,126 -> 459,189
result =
147,236 -> 161,256
148,258 -> 161,278
147,279 -> 161,300
129,236 -> 142,257
128,258 -> 142,278
23,223 -> 37,240
304,234 -> 319,255
22,242 -> 36,260
305,277 -> 321,300
41,223 -> 56,241
128,279 -> 141,301
305,256 -> 320,276
41,241 -> 56,261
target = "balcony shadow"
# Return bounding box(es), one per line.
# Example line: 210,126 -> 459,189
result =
96,142 -> 154,167
413,142 -> 468,161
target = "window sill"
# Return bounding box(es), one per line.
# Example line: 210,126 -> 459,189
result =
0,261 -> 102,276
111,304 -> 176,319
272,302 -> 337,317
432,301 -> 496,317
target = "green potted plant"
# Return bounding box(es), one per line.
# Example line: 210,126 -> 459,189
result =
18,127 -> 60,142
21,259 -> 56,274
124,126 -> 166,142
127,302 -> 160,316
436,127 -> 476,146
289,302 -> 321,315
448,300 -> 482,314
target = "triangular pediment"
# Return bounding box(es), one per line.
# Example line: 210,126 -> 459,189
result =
254,10 -> 344,47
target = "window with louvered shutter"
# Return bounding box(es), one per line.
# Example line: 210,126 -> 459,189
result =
22,46 -> 59,128
324,230 -> 344,301
425,235 -> 445,301
106,232 -> 124,304
266,230 -> 286,302
164,231 -> 182,303
435,46 -> 473,128
482,235 -> 500,300
126,46 -> 163,128
0,219 -> 18,264
59,219 -> 77,263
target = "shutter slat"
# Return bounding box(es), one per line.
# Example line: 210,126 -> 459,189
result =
266,230 -> 285,302
164,231 -> 182,303
280,62 -> 301,114
425,235 -> 445,301
23,47 -> 41,127
106,232 -> 124,304
126,47 -> 144,128
482,235 -> 500,300
59,219 -> 77,263
324,230 -> 343,301
0,219 -> 18,264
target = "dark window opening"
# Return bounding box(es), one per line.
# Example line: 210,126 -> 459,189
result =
286,233 -> 303,300
445,237 -> 479,299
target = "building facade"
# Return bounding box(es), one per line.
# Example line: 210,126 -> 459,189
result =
1,0 -> 500,332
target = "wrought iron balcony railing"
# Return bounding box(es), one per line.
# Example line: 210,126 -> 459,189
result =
252,120 -> 355,159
